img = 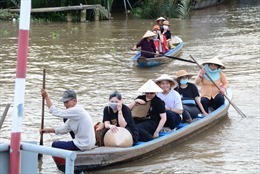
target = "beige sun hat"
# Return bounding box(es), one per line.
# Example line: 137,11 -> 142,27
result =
202,57 -> 225,69
138,79 -> 163,93
175,70 -> 194,80
142,30 -> 157,39
156,17 -> 166,21
163,20 -> 170,26
155,74 -> 178,89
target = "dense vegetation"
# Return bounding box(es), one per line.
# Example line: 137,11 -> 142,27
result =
0,0 -> 191,21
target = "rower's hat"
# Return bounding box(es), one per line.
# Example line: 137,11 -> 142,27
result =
202,57 -> 225,69
138,79 -> 163,93
142,30 -> 157,38
59,90 -> 77,102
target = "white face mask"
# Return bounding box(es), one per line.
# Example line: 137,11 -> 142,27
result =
163,25 -> 169,30
109,102 -> 118,110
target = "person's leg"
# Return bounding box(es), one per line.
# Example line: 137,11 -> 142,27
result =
183,105 -> 200,119
52,141 -> 80,151
181,107 -> 192,123
201,97 -> 210,113
165,110 -> 182,128
213,93 -> 225,110
136,120 -> 156,142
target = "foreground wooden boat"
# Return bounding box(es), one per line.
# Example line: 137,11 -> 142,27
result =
132,36 -> 183,68
53,88 -> 232,173
191,0 -> 224,10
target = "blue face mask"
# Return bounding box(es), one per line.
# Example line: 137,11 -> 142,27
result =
180,79 -> 188,85
109,102 -> 118,110
204,64 -> 221,81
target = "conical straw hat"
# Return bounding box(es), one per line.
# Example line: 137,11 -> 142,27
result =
138,79 -> 163,93
175,70 -> 194,79
104,127 -> 133,147
142,30 -> 157,38
202,57 -> 225,69
155,74 -> 178,89
156,17 -> 166,21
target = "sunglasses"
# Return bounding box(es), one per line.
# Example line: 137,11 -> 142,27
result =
145,92 -> 155,95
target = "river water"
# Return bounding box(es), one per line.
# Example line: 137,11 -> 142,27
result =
0,1 -> 259,173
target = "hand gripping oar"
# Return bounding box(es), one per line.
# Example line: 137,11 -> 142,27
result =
189,55 -> 247,118
136,49 -> 196,64
38,69 -> 46,158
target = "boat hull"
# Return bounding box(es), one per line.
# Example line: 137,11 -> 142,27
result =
132,36 -> 184,68
53,89 -> 232,172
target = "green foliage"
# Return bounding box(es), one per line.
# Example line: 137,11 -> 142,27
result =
0,9 -> 19,20
176,0 -> 191,18
131,0 -> 191,19
1,29 -> 9,35
49,31 -> 60,39
31,12 -> 66,22
131,0 -> 161,19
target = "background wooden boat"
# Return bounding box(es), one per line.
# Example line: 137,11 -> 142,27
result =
132,36 -> 183,68
191,0 -> 224,10
53,88 -> 232,173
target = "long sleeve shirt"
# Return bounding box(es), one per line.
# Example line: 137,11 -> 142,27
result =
49,104 -> 96,151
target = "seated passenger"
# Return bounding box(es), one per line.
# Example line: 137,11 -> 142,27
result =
175,70 -> 208,123
102,91 -> 139,146
132,30 -> 157,58
162,20 -> 172,51
155,74 -> 183,129
195,57 -> 229,113
152,25 -> 163,54
128,79 -> 167,142
153,16 -> 166,33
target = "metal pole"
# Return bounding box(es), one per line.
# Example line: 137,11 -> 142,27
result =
123,0 -> 127,17
10,0 -> 31,173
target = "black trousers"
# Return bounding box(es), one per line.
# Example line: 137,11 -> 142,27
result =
201,93 -> 225,113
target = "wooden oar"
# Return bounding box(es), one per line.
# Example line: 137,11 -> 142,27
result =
135,49 -> 196,64
0,104 -> 11,130
189,55 -> 247,118
38,69 -> 46,158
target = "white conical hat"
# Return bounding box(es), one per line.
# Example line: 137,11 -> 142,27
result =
142,30 -> 157,38
156,17 -> 166,21
202,57 -> 225,69
155,74 -> 178,89
138,79 -> 163,93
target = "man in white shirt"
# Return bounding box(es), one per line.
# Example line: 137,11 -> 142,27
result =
40,89 -> 96,151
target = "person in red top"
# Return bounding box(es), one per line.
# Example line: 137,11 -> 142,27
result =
132,30 -> 157,58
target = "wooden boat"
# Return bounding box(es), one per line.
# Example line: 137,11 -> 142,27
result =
53,88 -> 232,173
132,36 -> 183,68
191,0 -> 224,10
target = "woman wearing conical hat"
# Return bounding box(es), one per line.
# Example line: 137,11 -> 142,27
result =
175,70 -> 208,123
195,57 -> 229,113
128,79 -> 167,142
155,74 -> 183,129
131,30 -> 158,58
